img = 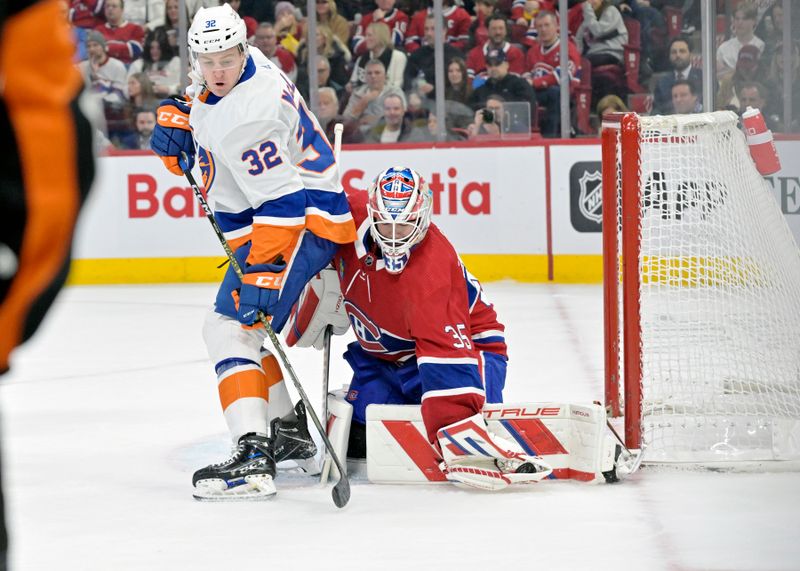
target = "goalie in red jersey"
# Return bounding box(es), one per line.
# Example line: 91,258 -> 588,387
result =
288,167 -> 552,490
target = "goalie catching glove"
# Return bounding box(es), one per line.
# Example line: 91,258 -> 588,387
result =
151,98 -> 195,176
438,413 -> 552,491
285,267 -> 350,349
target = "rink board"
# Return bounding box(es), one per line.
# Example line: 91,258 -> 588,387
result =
70,139 -> 800,284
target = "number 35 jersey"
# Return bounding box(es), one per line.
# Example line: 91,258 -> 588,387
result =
333,191 -> 507,398
189,48 -> 355,267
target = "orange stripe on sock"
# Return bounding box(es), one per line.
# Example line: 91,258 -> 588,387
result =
261,354 -> 284,389
218,369 -> 269,411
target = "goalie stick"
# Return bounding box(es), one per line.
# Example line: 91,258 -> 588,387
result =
319,123 -> 343,485
180,151 -> 350,509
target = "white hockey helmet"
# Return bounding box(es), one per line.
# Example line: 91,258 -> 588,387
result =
366,167 -> 433,274
188,4 -> 248,79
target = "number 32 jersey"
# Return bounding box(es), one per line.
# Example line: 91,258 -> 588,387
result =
189,48 -> 355,267
333,191 -> 507,399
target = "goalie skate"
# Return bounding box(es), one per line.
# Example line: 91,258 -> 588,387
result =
192,432 -> 277,501
273,401 -> 320,474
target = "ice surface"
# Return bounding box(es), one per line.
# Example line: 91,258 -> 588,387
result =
2,283 -> 798,570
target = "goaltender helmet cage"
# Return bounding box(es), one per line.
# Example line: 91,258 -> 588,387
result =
367,167 -> 433,274
188,4 -> 248,78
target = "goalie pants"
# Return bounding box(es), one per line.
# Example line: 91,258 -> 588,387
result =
343,342 -> 507,426
213,235 -> 339,332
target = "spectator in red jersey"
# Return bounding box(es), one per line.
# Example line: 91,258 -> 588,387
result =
444,57 -> 473,105
274,1 -> 304,55
316,0 -> 350,47
465,14 -> 525,82
405,0 -> 470,53
127,29 -> 180,96
94,0 -> 145,64
525,10 -> 581,137
296,25 -> 351,90
351,0 -> 409,56
467,0 -> 496,51
253,22 -> 298,81
403,14 -> 462,101
70,0 -> 106,29
349,22 -> 407,90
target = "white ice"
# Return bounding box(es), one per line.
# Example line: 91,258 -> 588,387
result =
2,283 -> 799,571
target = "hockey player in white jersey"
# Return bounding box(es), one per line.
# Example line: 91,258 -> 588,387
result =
150,3 -> 357,500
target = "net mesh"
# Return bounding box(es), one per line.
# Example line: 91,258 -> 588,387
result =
618,112 -> 800,463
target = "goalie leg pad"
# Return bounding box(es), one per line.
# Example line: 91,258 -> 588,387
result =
285,266 -> 350,349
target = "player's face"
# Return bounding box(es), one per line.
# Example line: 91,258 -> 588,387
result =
198,46 -> 245,97
535,15 -> 557,44
375,222 -> 414,242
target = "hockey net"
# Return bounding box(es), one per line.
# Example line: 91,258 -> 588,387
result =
602,111 -> 800,466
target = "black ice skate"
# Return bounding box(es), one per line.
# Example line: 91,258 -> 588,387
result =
192,432 -> 277,501
273,401 -> 319,474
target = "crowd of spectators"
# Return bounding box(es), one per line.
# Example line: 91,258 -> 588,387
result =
67,0 -> 798,149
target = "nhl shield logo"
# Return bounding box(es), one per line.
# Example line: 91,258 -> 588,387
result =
577,169 -> 603,224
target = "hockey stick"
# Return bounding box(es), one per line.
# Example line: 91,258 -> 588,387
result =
319,123 -> 344,485
180,153 -> 350,509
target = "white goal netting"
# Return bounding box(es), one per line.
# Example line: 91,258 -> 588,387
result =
613,111 -> 800,464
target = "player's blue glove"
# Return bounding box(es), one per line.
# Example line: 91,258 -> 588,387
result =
151,98 -> 194,175
234,261 -> 288,326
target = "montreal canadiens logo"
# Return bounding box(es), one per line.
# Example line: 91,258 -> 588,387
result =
380,169 -> 415,200
344,301 -> 386,352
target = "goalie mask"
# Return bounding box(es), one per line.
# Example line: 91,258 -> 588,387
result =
187,4 -> 248,86
367,167 -> 432,274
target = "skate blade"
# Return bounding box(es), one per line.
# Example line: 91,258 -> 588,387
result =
193,474 -> 277,502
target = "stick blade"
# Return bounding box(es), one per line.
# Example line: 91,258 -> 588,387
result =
332,478 -> 350,508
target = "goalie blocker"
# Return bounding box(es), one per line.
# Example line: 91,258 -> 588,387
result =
325,390 -> 624,485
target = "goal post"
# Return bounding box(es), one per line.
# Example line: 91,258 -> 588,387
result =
602,111 -> 800,465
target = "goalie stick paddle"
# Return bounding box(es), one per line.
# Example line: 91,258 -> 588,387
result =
180,153 -> 351,509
